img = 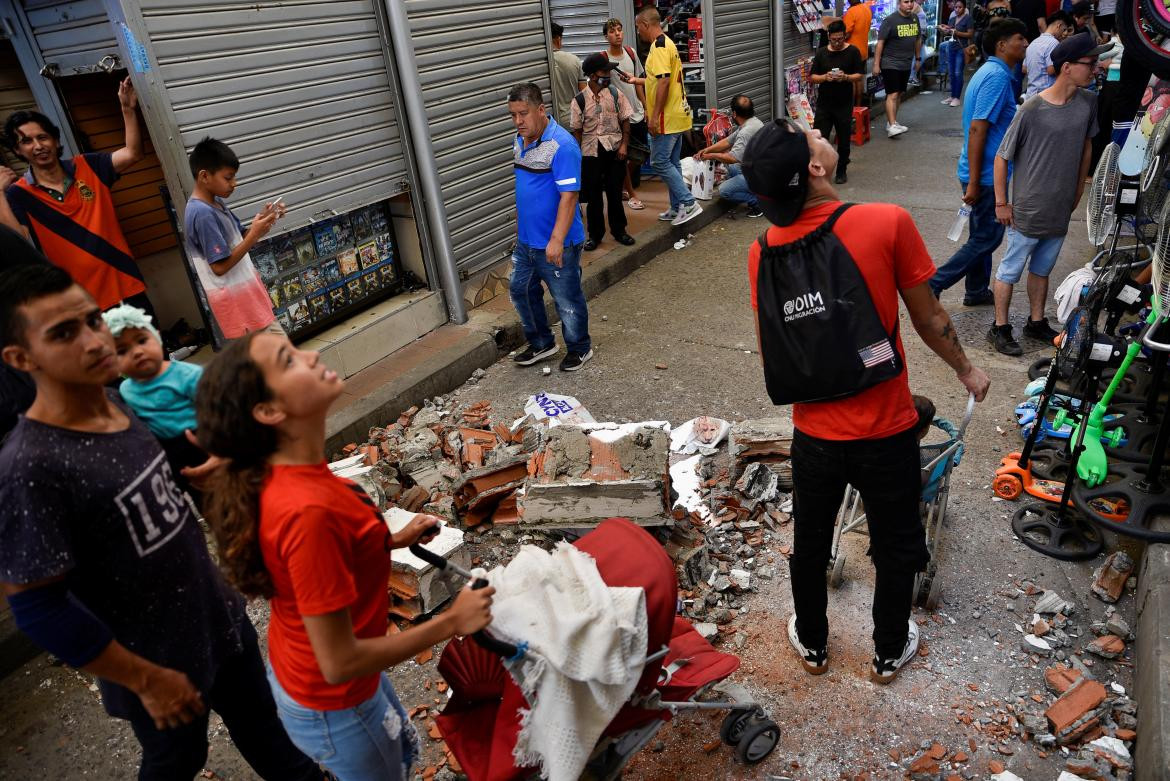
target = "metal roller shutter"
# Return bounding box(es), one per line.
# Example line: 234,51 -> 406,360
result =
549,0 -> 610,56
135,0 -> 408,228
406,0 -> 552,275
712,0 -> 773,120
23,0 -> 117,74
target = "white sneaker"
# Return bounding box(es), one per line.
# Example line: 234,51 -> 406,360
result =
671,202 -> 703,226
950,98 -> 962,107
870,619 -> 920,684
787,615 -> 828,675
886,123 -> 906,138
941,97 -> 953,104
894,122 -> 909,132
658,208 -> 678,221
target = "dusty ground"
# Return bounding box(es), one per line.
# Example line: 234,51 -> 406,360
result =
0,92 -> 1143,780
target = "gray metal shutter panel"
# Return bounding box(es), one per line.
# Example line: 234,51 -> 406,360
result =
712,0 -> 773,121
137,0 -> 407,227
23,0 -> 117,73
407,0 -> 551,275
549,0 -> 610,57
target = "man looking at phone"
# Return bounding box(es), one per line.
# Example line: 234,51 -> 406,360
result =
0,78 -> 151,315
810,21 -> 865,183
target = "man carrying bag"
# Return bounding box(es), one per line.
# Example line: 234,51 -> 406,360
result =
741,119 -> 990,685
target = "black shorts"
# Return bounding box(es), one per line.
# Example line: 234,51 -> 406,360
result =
882,68 -> 911,95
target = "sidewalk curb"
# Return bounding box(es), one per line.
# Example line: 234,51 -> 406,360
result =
323,199 -> 734,454
1134,539 -> 1170,781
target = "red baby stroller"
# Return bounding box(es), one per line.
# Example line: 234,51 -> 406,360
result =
410,518 -> 780,781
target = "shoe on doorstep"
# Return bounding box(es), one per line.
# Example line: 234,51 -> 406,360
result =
787,614 -> 828,675
962,289 -> 994,306
658,208 -> 678,222
583,238 -> 599,251
512,343 -> 558,366
834,168 -> 848,184
614,233 -> 636,246
870,619 -> 920,684
1023,317 -> 1061,342
559,348 -> 594,372
671,201 -> 703,226
987,323 -> 1023,356
745,205 -> 764,218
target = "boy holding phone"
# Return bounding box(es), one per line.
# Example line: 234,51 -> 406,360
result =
185,137 -> 285,339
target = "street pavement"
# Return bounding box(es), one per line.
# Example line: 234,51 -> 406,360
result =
0,91 -> 1141,780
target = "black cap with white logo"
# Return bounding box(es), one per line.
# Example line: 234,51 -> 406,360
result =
742,118 -> 811,227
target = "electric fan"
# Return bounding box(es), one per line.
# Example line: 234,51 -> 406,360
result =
1087,142 -> 1122,247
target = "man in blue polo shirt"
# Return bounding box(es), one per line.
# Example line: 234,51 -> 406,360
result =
930,19 -> 1028,319
507,82 -> 593,372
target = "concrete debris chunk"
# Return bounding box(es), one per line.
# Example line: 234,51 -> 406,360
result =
1022,634 -> 1053,656
1086,634 -> 1125,660
1090,551 -> 1134,604
990,772 -> 1024,781
1088,735 -> 1132,770
734,462 -> 780,503
1045,678 -> 1107,745
1104,614 -> 1130,640
695,622 -> 719,640
1034,591 -> 1075,616
728,568 -> 752,592
728,418 -> 793,483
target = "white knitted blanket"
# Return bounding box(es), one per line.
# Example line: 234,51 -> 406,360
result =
485,543 -> 648,781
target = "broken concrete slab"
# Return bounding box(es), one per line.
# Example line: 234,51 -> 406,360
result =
1035,591 -> 1076,616
1091,551 -> 1135,604
734,462 -> 780,504
516,480 -> 669,528
728,418 -> 793,483
385,509 -> 468,616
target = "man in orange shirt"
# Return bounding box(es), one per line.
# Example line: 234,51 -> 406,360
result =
844,0 -> 874,104
0,78 -> 148,314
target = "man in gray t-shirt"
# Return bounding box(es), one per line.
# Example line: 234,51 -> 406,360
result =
694,95 -> 764,215
987,31 -> 1106,356
874,0 -> 922,137
550,22 -> 586,128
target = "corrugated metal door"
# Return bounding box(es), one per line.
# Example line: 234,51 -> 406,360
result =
711,0 -> 773,120
548,0 -> 609,56
134,0 -> 408,228
406,0 -> 552,275
23,0 -> 118,74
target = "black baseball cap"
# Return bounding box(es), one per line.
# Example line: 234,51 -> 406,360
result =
742,119 -> 811,227
582,53 -> 619,76
1050,31 -> 1112,71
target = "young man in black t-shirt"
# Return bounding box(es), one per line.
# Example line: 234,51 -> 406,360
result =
811,21 -> 865,183
0,260 -> 323,780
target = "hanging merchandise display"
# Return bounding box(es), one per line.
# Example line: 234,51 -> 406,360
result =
784,57 -> 818,112
793,0 -> 825,34
251,201 -> 404,340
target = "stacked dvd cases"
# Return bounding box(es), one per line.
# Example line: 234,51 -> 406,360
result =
251,201 -> 401,338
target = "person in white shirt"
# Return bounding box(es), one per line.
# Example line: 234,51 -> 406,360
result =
603,18 -> 648,211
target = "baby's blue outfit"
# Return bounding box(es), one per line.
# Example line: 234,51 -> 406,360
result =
119,361 -> 202,440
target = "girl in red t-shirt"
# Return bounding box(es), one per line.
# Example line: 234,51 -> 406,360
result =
195,332 -> 494,781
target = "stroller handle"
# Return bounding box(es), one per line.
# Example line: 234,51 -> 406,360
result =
408,544 -> 520,660
957,392 -> 976,439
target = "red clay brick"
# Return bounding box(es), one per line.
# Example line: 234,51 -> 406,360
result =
1046,679 -> 1107,735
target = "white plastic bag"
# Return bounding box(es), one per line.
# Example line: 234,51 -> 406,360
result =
689,158 -> 715,200
524,392 -> 596,427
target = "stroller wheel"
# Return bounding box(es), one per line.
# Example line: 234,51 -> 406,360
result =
719,708 -> 756,745
736,720 -> 780,764
828,555 -> 846,589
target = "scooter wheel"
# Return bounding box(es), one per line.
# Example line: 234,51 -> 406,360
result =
1028,357 -> 1051,381
993,473 -> 1023,500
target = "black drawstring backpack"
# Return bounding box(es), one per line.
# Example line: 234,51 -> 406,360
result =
755,203 -> 904,405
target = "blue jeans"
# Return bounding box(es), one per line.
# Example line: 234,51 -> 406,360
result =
946,41 -> 966,99
930,181 -> 1003,299
649,132 -> 695,211
509,241 -> 591,355
996,228 -> 1066,283
269,669 -> 419,781
718,163 -> 757,207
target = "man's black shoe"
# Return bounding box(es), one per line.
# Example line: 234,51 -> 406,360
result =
583,238 -> 599,251
1023,317 -> 1061,343
745,205 -> 764,218
559,349 -> 594,372
987,324 -> 1023,356
963,290 -> 995,306
513,344 -> 558,366
834,168 -> 848,184
614,233 -> 636,246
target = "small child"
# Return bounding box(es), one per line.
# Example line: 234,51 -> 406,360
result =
103,304 -> 206,494
185,136 -> 284,339
912,394 -> 937,441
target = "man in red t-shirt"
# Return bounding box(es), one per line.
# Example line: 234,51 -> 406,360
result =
741,119 -> 990,684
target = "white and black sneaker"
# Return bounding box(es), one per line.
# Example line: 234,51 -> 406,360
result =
787,614 -> 828,675
512,344 -> 558,366
870,619 -> 920,685
559,349 -> 594,372
671,201 -> 703,226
